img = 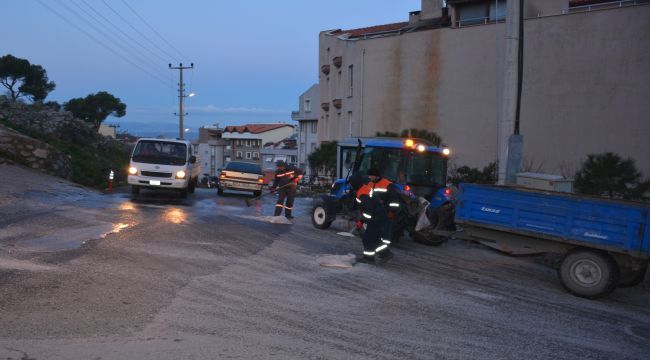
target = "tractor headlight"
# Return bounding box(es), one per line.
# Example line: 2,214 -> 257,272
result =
176,170 -> 186,179
128,166 -> 138,175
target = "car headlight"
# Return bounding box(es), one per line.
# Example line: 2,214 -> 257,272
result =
176,170 -> 186,179
128,166 -> 138,175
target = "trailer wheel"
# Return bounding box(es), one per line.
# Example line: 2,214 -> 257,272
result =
618,264 -> 648,288
559,249 -> 619,299
312,205 -> 332,229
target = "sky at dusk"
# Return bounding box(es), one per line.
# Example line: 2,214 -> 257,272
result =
3,0 -> 421,138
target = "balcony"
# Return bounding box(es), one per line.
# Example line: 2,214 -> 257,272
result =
291,111 -> 300,120
321,64 -> 330,75
321,102 -> 330,112
333,56 -> 342,68
332,99 -> 342,109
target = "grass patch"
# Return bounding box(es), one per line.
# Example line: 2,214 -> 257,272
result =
0,118 -> 130,188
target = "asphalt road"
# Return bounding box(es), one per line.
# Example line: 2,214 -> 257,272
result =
1,175 -> 649,359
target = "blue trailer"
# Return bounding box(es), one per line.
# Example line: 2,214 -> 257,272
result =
455,183 -> 649,298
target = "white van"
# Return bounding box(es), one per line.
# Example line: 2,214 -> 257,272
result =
127,138 -> 200,198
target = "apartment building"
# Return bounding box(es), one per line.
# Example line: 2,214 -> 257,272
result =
291,84 -> 320,175
222,124 -> 295,166
318,0 -> 650,175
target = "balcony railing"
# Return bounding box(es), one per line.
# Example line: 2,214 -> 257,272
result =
291,111 -> 300,120
563,0 -> 646,13
456,16 -> 504,28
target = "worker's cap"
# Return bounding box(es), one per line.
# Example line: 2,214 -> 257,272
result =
275,160 -> 286,167
367,168 -> 381,177
349,175 -> 364,190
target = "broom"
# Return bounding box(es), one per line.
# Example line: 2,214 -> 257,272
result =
244,182 -> 294,207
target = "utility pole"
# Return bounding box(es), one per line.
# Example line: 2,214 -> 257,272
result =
497,0 -> 524,184
169,63 -> 194,139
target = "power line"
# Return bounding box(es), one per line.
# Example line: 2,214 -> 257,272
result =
119,0 -> 188,61
36,0 -> 170,86
68,0 -> 170,81
100,0 -> 182,63
79,0 -> 169,64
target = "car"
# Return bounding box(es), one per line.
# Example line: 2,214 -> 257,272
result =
217,161 -> 264,196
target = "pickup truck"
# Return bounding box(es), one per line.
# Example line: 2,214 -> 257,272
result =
455,183 -> 649,298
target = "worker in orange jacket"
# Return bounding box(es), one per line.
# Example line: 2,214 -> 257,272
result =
367,168 -> 404,245
350,175 -> 393,264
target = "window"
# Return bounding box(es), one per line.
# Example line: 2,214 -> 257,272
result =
457,0 -> 505,27
253,152 -> 259,159
236,151 -> 242,159
246,140 -> 251,147
348,65 -> 354,97
311,143 -> 316,152
348,111 -> 353,137
304,98 -> 311,112
246,152 -> 252,159
311,122 -> 317,133
489,0 -> 506,21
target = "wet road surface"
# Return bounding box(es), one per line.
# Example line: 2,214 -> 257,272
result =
1,183 -> 649,359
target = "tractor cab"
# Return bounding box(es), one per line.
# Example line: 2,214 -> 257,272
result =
333,138 -> 451,205
312,137 -> 455,241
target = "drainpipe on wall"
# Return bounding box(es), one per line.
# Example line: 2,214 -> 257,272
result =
360,48 -> 365,136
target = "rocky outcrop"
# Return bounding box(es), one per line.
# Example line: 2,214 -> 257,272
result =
0,98 -> 96,145
0,124 -> 73,178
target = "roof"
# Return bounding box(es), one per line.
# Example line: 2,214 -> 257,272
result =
330,21 -> 409,38
338,137 -> 445,153
222,124 -> 293,134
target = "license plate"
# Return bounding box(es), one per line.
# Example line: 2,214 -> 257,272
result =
149,180 -> 161,185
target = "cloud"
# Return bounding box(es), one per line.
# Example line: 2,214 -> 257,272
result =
131,105 -> 288,115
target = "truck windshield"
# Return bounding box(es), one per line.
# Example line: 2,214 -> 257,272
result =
132,141 -> 187,166
357,147 -> 445,187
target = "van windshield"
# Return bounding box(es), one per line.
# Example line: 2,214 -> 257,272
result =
132,141 -> 187,166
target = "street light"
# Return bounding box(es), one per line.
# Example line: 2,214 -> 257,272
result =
184,128 -> 190,133
188,92 -> 195,97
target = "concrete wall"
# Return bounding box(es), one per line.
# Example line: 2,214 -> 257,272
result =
319,2 -> 650,176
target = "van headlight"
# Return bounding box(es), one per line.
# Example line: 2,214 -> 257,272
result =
128,166 -> 138,175
176,170 -> 186,179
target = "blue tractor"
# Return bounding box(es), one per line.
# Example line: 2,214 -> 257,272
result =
311,137 -> 456,245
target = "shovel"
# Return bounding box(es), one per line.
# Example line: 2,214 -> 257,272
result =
244,182 -> 293,207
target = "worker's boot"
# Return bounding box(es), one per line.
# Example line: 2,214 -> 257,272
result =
357,255 -> 376,265
285,209 -> 293,219
376,248 -> 394,264
274,205 -> 282,216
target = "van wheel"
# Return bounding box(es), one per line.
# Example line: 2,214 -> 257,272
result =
189,179 -> 196,194
131,186 -> 140,195
559,249 -> 618,299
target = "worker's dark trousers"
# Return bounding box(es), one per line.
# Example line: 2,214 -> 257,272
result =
274,183 -> 297,217
390,210 -> 407,242
362,221 -> 385,260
